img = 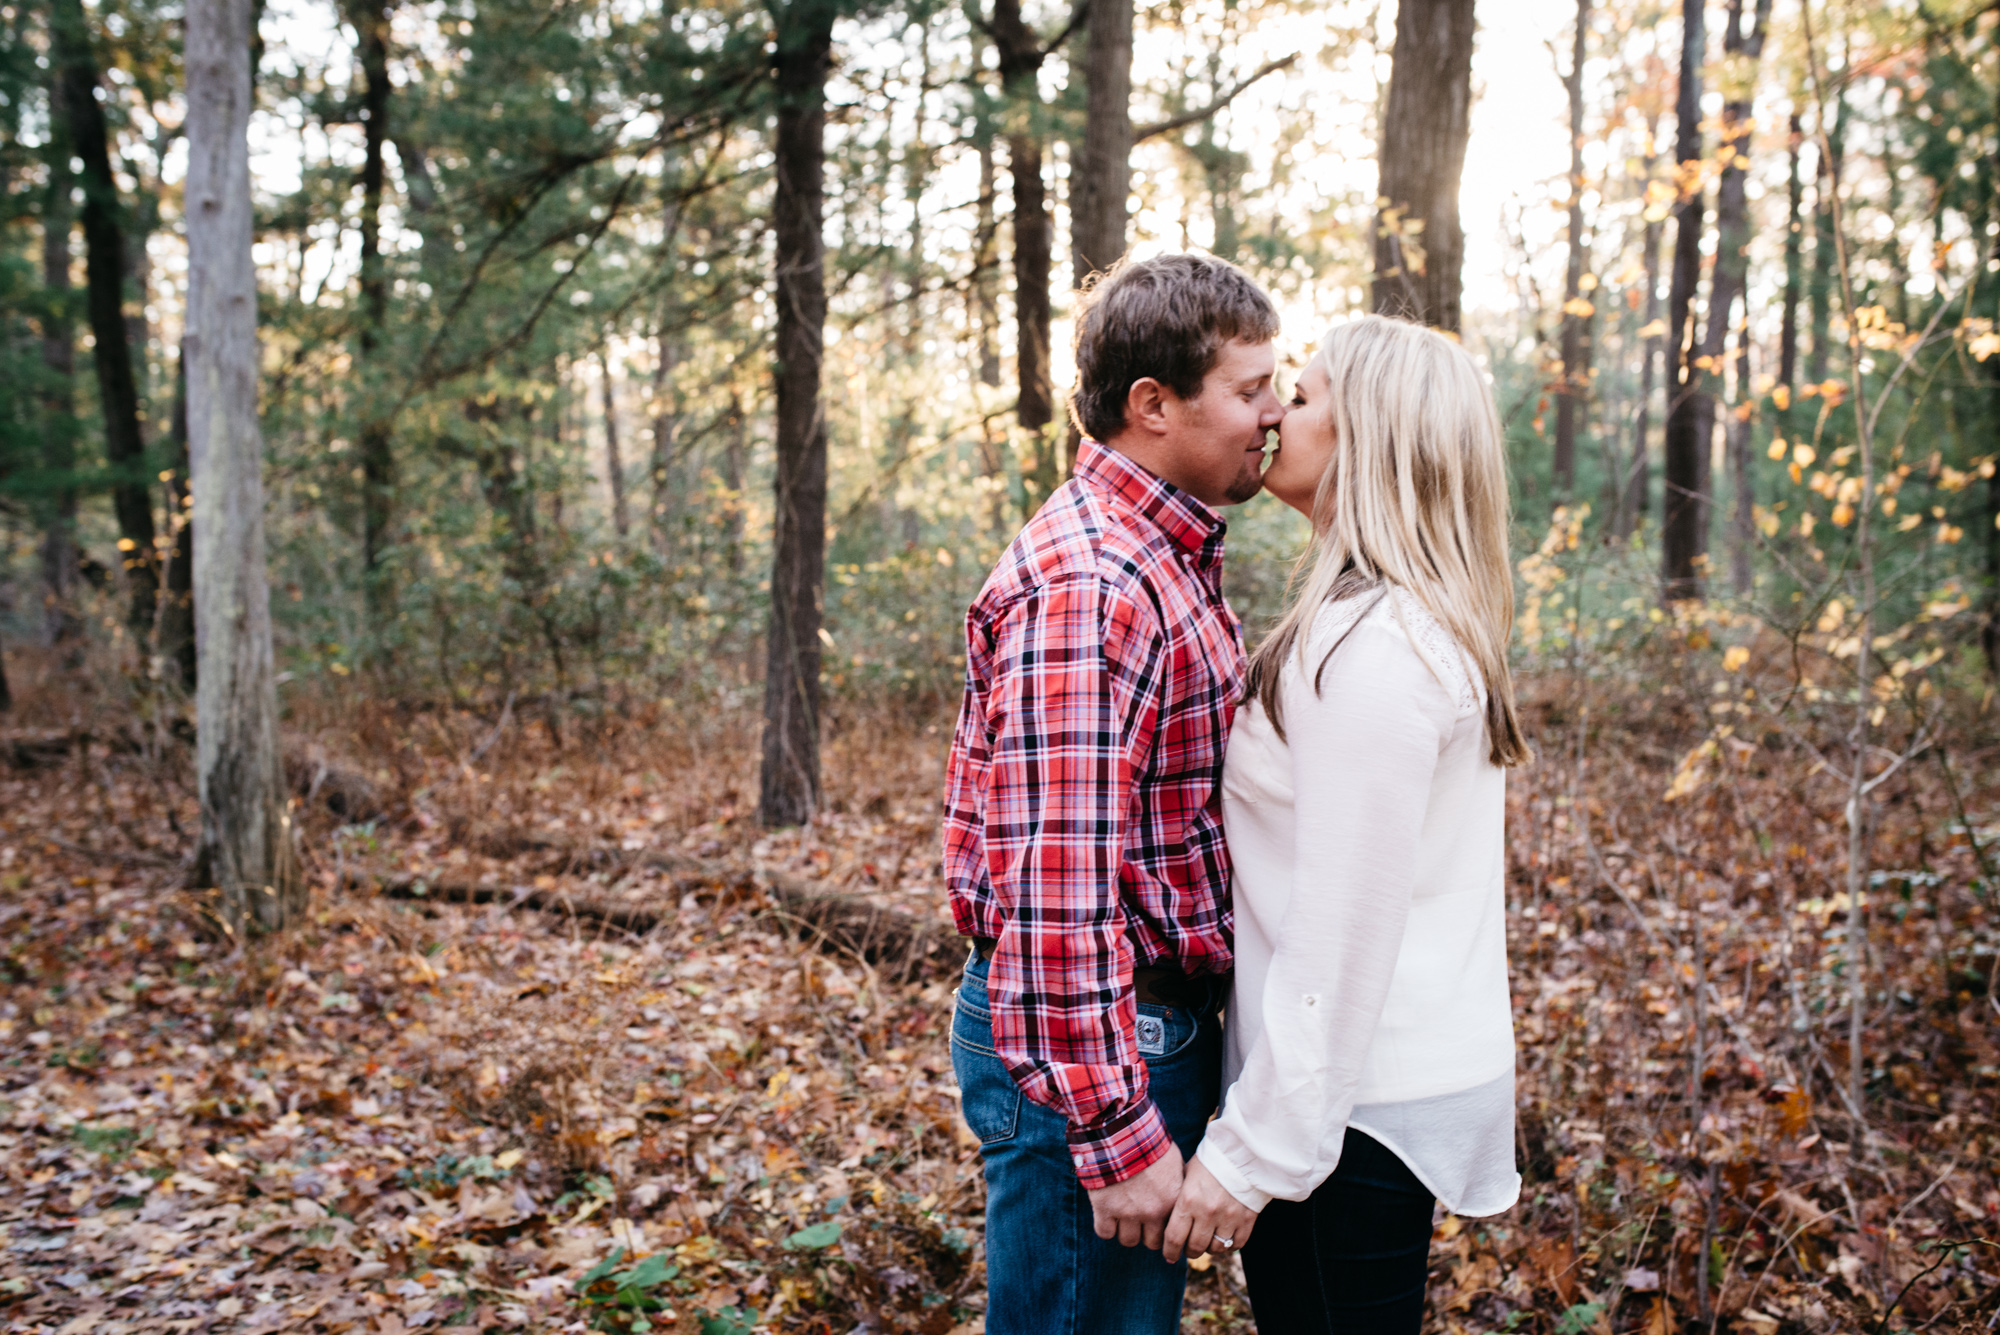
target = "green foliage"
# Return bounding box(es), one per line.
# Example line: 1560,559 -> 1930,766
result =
1553,1301 -> 1604,1335
782,1219 -> 843,1250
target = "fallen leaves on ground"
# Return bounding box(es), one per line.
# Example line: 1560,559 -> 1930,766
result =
1,648 -> 1996,1333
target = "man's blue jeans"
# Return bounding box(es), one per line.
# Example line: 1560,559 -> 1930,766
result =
951,949 -> 1223,1335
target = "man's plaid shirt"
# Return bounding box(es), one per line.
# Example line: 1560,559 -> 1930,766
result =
943,438 -> 1245,1189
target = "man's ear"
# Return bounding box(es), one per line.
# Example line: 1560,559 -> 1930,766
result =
1124,377 -> 1171,437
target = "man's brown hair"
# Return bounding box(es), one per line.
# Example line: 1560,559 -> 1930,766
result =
1067,253 -> 1281,443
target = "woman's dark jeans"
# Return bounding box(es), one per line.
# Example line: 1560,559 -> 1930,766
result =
1239,1128 -> 1437,1335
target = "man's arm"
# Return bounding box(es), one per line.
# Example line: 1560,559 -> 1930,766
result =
979,571 -> 1172,1203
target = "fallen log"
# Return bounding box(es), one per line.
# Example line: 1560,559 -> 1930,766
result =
343,858 -> 953,982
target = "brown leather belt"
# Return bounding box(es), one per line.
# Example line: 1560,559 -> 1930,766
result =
967,936 -> 1224,1010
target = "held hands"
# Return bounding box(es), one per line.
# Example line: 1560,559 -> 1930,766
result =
1161,1155 -> 1259,1265
1085,1142 -> 1185,1250
1085,1144 -> 1260,1264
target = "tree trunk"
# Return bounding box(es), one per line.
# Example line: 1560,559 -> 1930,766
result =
988,0 -> 1054,504
1660,0 -> 1707,602
1010,132 -> 1055,499
1708,0 -> 1770,597
347,0 -> 396,608
600,348 -> 628,537
1807,94 -> 1846,385
1729,327 -> 1754,595
757,0 -> 835,828
1778,112 -> 1803,393
723,391 -> 746,575
1622,220 -> 1663,538
1070,0 -> 1133,285
1985,72 -> 2000,675
39,80 -> 81,648
158,346 -> 196,690
974,135 -> 1002,390
186,0 -> 302,935
52,0 -> 158,634
649,334 -> 679,556
1372,0 -> 1476,332
1553,0 -> 1590,498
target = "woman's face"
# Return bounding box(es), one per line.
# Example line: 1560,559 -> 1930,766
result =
1264,353 -> 1334,518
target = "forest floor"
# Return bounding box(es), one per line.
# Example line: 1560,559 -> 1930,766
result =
1,644 -> 1998,1335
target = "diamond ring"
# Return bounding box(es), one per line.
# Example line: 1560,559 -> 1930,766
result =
1214,1236 -> 1235,1249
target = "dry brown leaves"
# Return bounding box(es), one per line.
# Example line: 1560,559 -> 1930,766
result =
0,645 -> 1996,1334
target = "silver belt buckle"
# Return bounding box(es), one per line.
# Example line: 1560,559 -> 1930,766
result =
1135,1014 -> 1167,1056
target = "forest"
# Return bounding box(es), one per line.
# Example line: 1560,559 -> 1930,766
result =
0,0 -> 1997,1328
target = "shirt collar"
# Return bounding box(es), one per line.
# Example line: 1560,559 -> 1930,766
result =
1075,438 -> 1228,564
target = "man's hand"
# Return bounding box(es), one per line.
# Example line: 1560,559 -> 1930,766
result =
1086,1142 -> 1185,1250
1161,1154 -> 1259,1265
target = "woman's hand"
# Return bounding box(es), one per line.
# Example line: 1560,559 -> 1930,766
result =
1161,1154 -> 1259,1265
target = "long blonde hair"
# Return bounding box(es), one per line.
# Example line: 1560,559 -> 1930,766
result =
1247,315 -> 1531,767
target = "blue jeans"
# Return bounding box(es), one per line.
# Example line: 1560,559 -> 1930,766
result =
951,949 -> 1223,1335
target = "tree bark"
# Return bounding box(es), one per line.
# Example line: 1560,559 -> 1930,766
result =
1807,94 -> 1845,386
1372,0 -> 1476,332
1729,326 -> 1754,595
1778,112 -> 1803,392
52,0 -> 158,634
1069,0 -> 1133,285
599,347 -> 628,537
987,0 -> 1055,505
186,0 -> 302,935
649,334 -> 679,556
1553,0 -> 1590,497
757,0 -> 835,828
1691,0 -> 1769,580
974,135 -> 1002,390
1985,71 -> 2000,675
39,77 -> 82,648
1660,0 -> 1707,602
1621,131 -> 1664,540
347,0 -> 396,608
158,346 -> 196,690
722,390 -> 746,575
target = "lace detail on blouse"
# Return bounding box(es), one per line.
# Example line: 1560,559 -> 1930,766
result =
1311,587 -> 1483,716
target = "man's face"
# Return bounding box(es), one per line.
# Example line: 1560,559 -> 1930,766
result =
1153,339 -> 1284,507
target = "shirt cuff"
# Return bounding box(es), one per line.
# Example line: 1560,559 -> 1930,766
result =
1066,1097 -> 1173,1190
1196,1136 -> 1273,1213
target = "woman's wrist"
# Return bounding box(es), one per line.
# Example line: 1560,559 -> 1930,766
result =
1194,1137 -> 1272,1213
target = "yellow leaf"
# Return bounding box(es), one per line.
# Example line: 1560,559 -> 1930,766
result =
1766,439 -> 1788,461
1831,503 -> 1854,527
1722,646 -> 1749,672
1636,319 -> 1667,339
1792,443 -> 1816,466
495,1148 -> 525,1170
1772,385 -> 1791,410
1562,297 -> 1597,317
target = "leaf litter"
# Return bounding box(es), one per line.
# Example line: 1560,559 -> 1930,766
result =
0,654 -> 1997,1333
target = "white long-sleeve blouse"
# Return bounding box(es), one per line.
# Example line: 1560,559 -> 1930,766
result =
1195,587 -> 1521,1217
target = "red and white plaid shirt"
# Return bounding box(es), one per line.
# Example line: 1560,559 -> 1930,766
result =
943,438 -> 1245,1189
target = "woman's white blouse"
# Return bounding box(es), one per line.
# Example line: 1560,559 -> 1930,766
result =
1195,588 -> 1520,1218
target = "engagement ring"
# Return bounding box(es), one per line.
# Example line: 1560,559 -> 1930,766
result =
1214,1236 -> 1234,1249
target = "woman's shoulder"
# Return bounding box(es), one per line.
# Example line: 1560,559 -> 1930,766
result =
1304,586 -> 1482,715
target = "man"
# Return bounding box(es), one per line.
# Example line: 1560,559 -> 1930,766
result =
942,253 -> 1283,1333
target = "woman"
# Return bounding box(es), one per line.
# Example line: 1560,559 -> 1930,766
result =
1161,315 -> 1532,1332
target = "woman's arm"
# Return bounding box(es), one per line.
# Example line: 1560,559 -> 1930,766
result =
1195,615 -> 1458,1210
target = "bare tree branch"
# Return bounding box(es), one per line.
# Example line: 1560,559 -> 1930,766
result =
1133,54 -> 1298,144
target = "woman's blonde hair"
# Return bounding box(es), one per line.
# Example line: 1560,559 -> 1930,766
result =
1247,315 -> 1531,767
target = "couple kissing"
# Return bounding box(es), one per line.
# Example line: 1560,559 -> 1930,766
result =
941,253 -> 1531,1334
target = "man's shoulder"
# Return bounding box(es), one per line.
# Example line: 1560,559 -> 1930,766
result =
973,482 -> 1167,616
